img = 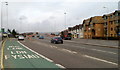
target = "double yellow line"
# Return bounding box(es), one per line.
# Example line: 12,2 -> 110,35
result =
1,40 -> 6,70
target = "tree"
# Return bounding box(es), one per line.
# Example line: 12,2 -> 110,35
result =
12,29 -> 17,37
7,29 -> 11,34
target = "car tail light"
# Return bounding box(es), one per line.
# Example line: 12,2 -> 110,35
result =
55,39 -> 58,40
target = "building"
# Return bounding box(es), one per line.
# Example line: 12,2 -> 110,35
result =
102,10 -> 120,39
61,10 -> 119,40
83,16 -> 104,39
68,24 -> 83,38
83,10 -> 120,39
78,24 -> 84,38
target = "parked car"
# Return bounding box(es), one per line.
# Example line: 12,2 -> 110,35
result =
18,36 -> 24,40
39,36 -> 44,39
51,37 -> 63,44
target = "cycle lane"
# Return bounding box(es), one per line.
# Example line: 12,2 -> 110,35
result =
2,40 -> 62,69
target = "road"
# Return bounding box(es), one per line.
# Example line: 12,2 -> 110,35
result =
2,37 -> 119,69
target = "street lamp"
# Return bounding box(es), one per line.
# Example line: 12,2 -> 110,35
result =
103,6 -> 109,40
1,2 -> 8,40
64,12 -> 67,29
5,2 -> 8,30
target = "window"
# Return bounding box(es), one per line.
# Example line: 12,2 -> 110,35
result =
111,28 -> 113,31
119,13 -> 120,16
104,16 -> 107,20
110,15 -> 113,18
90,24 -> 93,27
115,12 -> 120,16
110,21 -> 113,25
111,34 -> 113,37
104,22 -> 107,26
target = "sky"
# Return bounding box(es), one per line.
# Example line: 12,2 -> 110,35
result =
0,0 -> 119,33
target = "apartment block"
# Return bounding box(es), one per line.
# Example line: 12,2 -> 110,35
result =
102,10 -> 120,38
83,16 -> 104,39
83,10 -> 120,39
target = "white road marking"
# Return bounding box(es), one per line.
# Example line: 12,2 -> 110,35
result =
18,41 -> 53,62
49,45 -> 77,54
64,40 -> 117,55
52,46 -> 58,48
56,64 -> 65,69
83,55 -> 118,66
4,55 -> 8,60
62,49 -> 77,54
91,49 -> 117,54
50,45 -> 53,48
18,40 -> 117,67
18,41 -> 66,68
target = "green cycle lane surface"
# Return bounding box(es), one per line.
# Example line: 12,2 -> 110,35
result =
3,40 -> 62,69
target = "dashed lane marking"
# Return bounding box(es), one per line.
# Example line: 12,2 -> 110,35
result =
83,55 -> 118,66
49,45 -> 77,54
25,40 -> 118,66
63,41 -> 117,55
49,45 -> 118,66
62,49 -> 77,54
91,49 -> 117,54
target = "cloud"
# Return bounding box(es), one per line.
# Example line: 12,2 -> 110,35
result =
0,1 -> 118,33
1,0 -> 120,2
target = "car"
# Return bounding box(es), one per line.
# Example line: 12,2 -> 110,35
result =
51,37 -> 63,44
18,36 -> 24,40
39,36 -> 44,39
36,35 -> 39,37
32,35 -> 35,37
64,37 -> 71,40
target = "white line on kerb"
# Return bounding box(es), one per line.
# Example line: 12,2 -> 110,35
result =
56,64 -> 65,69
83,55 -> 118,66
17,41 -> 53,62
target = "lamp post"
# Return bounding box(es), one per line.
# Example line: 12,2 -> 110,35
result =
5,2 -> 8,30
1,2 -> 8,40
54,19 -> 56,32
103,6 -> 109,40
64,12 -> 67,29
1,2 -> 3,40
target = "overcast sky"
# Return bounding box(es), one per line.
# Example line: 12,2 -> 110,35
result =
0,0 -> 119,33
